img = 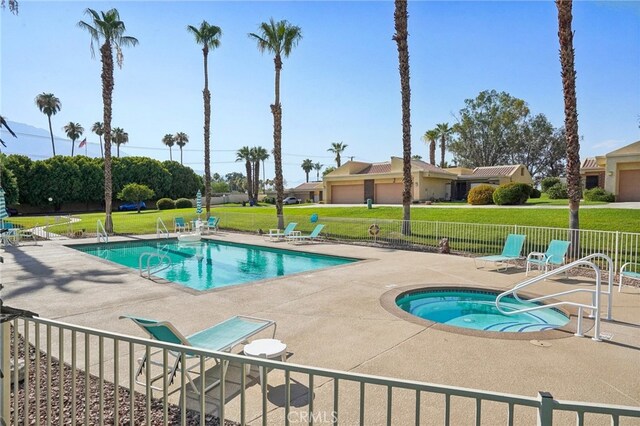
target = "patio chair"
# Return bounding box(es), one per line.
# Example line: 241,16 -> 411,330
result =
474,234 -> 526,271
525,240 -> 571,276
120,314 -> 276,395
204,216 -> 219,233
619,262 -> 640,292
286,224 -> 325,244
265,222 -> 298,241
174,217 -> 189,233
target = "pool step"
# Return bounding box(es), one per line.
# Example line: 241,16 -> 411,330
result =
484,322 -> 558,332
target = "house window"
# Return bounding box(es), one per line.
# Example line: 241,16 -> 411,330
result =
585,175 -> 599,189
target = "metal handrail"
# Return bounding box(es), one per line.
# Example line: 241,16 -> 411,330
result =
496,254 -> 614,341
156,217 -> 169,239
96,220 -> 108,243
138,252 -> 172,278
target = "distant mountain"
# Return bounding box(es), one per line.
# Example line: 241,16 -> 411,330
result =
1,120 -> 104,159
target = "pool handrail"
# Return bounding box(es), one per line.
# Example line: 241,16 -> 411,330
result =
139,252 -> 172,279
156,217 -> 169,239
96,219 -> 108,243
495,253 -> 614,341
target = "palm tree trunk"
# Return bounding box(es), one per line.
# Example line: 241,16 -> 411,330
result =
394,0 -> 412,235
429,140 -> 435,165
101,41 -> 114,233
203,47 -> 212,217
71,138 -> 75,157
117,144 -> 120,158
47,116 -> 56,156
169,146 -> 172,161
336,154 -> 341,168
272,55 -> 284,229
245,160 -> 253,202
557,0 -> 581,258
253,161 -> 260,203
440,137 -> 446,168
180,147 -> 183,165
99,135 -> 104,159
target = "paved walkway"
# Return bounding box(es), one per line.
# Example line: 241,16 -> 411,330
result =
2,233 -> 639,424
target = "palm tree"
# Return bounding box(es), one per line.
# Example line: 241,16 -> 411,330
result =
111,127 -> 128,157
175,132 -> 189,165
91,121 -> 104,158
314,162 -> 323,181
0,115 -> 17,147
301,159 -> 314,182
236,146 -> 253,202
187,21 -> 222,218
422,129 -> 438,165
327,142 -> 348,167
63,122 -> 84,157
78,8 -> 138,233
394,0 -> 412,233
249,19 -> 302,229
556,0 -> 581,257
35,93 -> 61,156
252,146 -> 269,198
435,123 -> 452,168
162,133 -> 175,161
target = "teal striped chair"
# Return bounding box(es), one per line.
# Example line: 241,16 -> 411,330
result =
474,234 -> 526,271
121,315 -> 276,394
525,240 -> 571,276
619,262 -> 640,292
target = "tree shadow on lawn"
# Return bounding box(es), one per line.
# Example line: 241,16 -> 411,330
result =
2,245 -> 128,299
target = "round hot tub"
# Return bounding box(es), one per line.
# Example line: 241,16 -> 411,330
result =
381,286 -> 581,339
396,288 -> 569,332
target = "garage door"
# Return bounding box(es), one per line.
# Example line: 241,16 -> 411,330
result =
618,170 -> 640,202
375,183 -> 403,204
331,185 -> 364,204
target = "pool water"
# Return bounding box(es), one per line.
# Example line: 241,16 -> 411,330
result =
74,239 -> 357,291
396,289 -> 569,332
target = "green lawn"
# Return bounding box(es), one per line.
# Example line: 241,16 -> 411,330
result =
7,203 -> 639,234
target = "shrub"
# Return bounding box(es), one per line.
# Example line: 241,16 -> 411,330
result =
541,177 -> 561,193
175,198 -> 193,209
117,183 -> 154,213
492,182 -> 531,205
467,184 -> 495,205
584,187 -> 615,202
546,183 -> 568,199
529,187 -> 541,199
156,198 -> 175,210
263,197 -> 276,204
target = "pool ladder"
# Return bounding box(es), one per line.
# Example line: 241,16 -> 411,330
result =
96,220 -> 108,243
139,252 -> 172,279
495,253 -> 614,342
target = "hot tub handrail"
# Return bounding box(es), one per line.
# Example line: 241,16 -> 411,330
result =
495,254 -> 614,342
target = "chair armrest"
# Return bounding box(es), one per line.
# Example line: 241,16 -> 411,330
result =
620,262 -> 640,273
527,252 -> 545,261
268,228 -> 281,234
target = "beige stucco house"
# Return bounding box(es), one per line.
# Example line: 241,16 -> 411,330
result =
323,157 -> 456,204
580,140 -> 640,202
320,157 -> 532,204
446,165 -> 533,200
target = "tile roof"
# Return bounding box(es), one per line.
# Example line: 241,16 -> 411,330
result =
293,182 -> 323,190
471,165 -> 519,177
356,163 -> 392,174
581,157 -> 601,170
411,159 -> 454,174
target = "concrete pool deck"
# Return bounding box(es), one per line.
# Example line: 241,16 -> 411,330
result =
2,232 -> 639,423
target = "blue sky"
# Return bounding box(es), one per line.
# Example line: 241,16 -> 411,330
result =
1,1 -> 639,187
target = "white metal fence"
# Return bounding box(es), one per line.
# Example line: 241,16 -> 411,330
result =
8,211 -> 640,272
4,316 -> 640,425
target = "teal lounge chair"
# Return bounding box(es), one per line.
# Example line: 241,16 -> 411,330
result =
204,216 -> 219,233
174,217 -> 189,233
287,224 -> 325,244
525,240 -> 571,276
619,262 -> 640,292
266,222 -> 298,241
474,234 -> 526,271
120,315 -> 276,394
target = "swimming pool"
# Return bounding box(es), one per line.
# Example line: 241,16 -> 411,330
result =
395,288 -> 569,333
74,239 -> 357,291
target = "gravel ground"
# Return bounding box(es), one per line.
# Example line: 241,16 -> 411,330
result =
9,326 -> 239,425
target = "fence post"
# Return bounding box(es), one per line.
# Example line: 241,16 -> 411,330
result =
614,231 -> 620,273
0,321 -> 8,426
537,391 -> 554,426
